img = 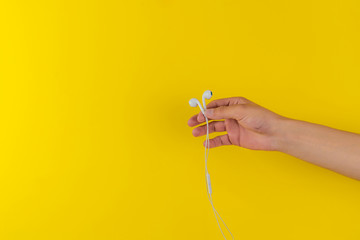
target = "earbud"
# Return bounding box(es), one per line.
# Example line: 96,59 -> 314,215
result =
189,98 -> 205,114
202,90 -> 212,110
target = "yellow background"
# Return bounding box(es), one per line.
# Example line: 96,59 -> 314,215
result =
1,0 -> 360,239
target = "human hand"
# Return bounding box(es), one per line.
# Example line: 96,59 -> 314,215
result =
188,97 -> 286,150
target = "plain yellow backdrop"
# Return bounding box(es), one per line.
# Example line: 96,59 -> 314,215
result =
1,0 -> 360,239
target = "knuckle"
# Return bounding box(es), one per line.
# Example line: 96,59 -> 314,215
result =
210,123 -> 216,132
217,106 -> 226,113
214,122 -> 223,132
236,97 -> 250,104
215,136 -> 221,145
213,122 -> 218,132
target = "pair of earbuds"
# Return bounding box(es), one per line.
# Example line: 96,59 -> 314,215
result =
189,90 -> 213,114
188,90 -> 234,240
189,90 -> 213,196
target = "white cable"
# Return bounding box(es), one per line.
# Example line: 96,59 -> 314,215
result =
204,114 -> 234,240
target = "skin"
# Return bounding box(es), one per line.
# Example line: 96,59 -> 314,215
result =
188,97 -> 360,181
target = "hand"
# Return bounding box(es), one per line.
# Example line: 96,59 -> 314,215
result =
188,97 -> 286,150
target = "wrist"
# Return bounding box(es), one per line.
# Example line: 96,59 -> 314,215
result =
272,117 -> 300,152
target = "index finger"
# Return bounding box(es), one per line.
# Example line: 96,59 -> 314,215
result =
188,111 -> 218,127
187,113 -> 210,127
206,97 -> 250,109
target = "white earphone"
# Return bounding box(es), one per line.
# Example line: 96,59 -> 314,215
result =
189,98 -> 205,114
202,90 -> 212,110
189,91 -> 234,240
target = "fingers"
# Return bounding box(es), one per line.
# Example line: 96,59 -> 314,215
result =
188,113 -> 204,127
188,97 -> 251,126
206,97 -> 250,109
205,105 -> 246,120
187,112 -> 214,127
203,134 -> 232,148
192,121 -> 226,137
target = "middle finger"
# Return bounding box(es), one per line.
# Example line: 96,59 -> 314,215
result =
192,121 -> 226,137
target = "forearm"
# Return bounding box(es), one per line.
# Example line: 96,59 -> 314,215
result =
276,118 -> 360,180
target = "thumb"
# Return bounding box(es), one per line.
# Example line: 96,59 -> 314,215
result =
205,105 -> 244,120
